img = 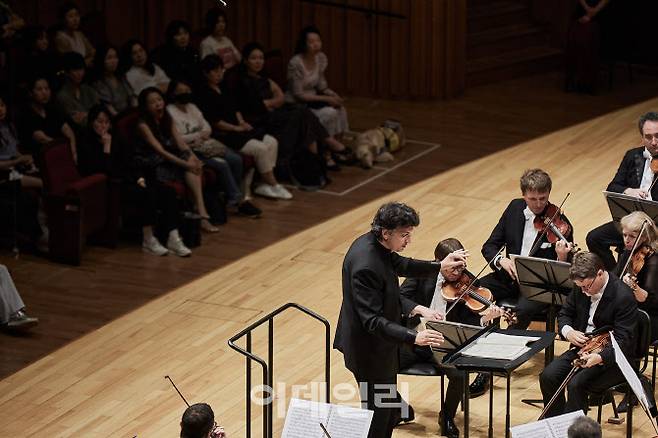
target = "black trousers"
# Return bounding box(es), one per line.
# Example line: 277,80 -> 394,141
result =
399,346 -> 465,422
479,271 -> 552,330
586,220 -> 623,271
353,374 -> 401,438
539,349 -> 625,418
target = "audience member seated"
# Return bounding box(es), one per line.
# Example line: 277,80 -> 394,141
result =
157,20 -> 200,85
180,403 -> 226,438
56,52 -> 100,129
81,104 -> 179,257
0,2 -> 24,41
54,2 -> 95,67
567,415 -> 602,438
236,42 -> 342,184
287,26 -> 349,154
91,44 -> 136,116
166,79 -> 261,218
135,87 -> 218,234
196,55 -> 291,200
123,40 -> 170,96
18,76 -> 77,162
0,265 -> 38,332
0,94 -> 42,189
200,8 -> 241,69
78,105 -> 116,177
0,94 -> 44,248
18,26 -> 60,90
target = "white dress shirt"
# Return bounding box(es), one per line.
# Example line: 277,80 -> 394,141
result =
494,206 -> 538,269
561,272 -> 609,339
640,148 -> 654,200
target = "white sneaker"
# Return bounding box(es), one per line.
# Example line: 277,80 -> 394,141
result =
273,184 -> 293,200
254,184 -> 279,199
142,236 -> 169,256
167,235 -> 192,257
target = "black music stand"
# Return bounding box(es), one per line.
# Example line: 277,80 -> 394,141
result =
426,320 -> 489,364
444,328 -> 555,438
604,191 -> 658,231
513,255 -> 573,409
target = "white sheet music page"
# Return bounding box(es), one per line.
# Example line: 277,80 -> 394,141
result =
610,333 -> 652,413
510,410 -> 585,438
281,398 -> 373,438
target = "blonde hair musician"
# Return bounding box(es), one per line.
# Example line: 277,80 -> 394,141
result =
615,211 -> 658,341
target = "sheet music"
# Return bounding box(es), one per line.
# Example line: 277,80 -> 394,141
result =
510,410 -> 585,438
459,332 -> 538,360
610,333 -> 652,416
281,398 -> 373,438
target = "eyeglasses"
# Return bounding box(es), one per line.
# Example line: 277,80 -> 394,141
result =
579,276 -> 597,292
644,133 -> 658,141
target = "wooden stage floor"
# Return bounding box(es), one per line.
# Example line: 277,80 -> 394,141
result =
2,71 -> 658,436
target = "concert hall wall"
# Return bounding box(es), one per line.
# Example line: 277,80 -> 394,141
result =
10,0 -> 466,99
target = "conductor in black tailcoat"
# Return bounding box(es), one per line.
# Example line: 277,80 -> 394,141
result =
334,202 -> 467,438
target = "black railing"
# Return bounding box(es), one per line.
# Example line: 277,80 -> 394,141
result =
228,303 -> 331,438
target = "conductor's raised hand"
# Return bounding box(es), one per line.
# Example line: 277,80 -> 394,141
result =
440,249 -> 469,271
415,329 -> 444,347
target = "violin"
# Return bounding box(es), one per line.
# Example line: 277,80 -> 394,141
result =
533,202 -> 573,246
626,245 -> 654,279
539,330 -> 610,420
442,271 -> 517,324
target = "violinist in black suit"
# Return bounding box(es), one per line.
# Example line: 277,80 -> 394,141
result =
334,202 -> 467,438
586,111 -> 658,270
399,238 -> 505,438
539,251 -> 638,418
473,169 -> 574,396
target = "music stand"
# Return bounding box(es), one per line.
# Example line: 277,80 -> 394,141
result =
426,320 -> 489,364
604,191 -> 658,232
514,255 -> 572,363
513,255 -> 572,408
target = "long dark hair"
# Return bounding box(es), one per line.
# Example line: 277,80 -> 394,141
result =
239,42 -> 267,78
294,25 -> 321,54
205,8 -> 227,35
138,87 -> 173,142
121,39 -> 155,76
90,44 -> 119,81
86,104 -> 112,141
165,20 -> 191,48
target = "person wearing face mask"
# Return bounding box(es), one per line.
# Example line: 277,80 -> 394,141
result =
587,111 -> 658,270
166,80 -> 261,218
157,20 -> 200,84
334,202 -> 468,438
91,44 -> 136,116
56,52 -> 100,129
54,2 -> 95,67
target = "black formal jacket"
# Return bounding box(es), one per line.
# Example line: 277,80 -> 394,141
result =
614,250 -> 658,316
334,231 -> 440,380
481,198 -> 574,270
399,275 -> 481,328
557,272 -> 638,364
607,147 -> 645,193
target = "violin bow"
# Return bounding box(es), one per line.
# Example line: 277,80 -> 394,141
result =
528,193 -> 570,257
620,219 -> 650,279
165,375 -> 191,407
444,245 -> 505,318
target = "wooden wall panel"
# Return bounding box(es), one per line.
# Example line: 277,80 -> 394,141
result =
9,0 -> 465,99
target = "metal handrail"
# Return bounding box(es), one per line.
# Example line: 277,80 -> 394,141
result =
228,302 -> 331,438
